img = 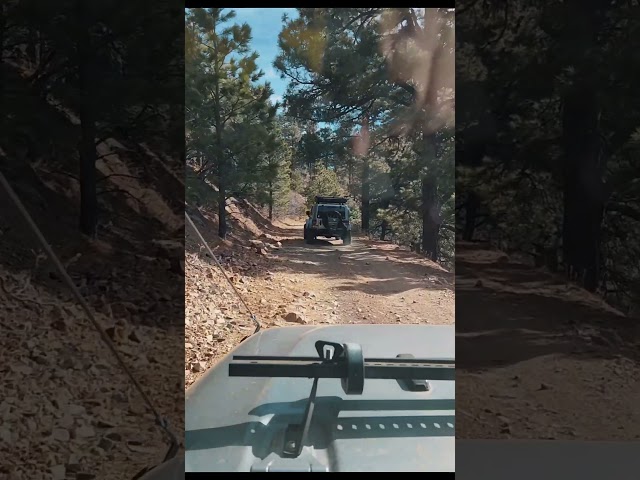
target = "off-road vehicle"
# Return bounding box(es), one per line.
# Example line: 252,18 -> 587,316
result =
304,196 -> 352,245
184,324 -> 455,472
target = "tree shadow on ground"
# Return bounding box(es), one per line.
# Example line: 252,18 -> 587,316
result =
456,243 -> 640,370
233,200 -> 302,237
185,195 -> 453,297
266,235 -> 454,296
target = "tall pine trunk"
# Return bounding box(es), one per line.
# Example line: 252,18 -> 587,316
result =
0,5 -> 5,94
217,182 -> 227,238
347,159 -> 354,196
561,85 -> 603,292
421,133 -> 440,261
561,0 -> 605,292
460,140 -> 487,242
77,1 -> 98,238
213,21 -> 227,239
421,176 -> 439,261
380,220 -> 388,241
216,128 -> 226,238
268,182 -> 273,221
380,197 -> 390,241
361,157 -> 370,233
462,192 -> 478,241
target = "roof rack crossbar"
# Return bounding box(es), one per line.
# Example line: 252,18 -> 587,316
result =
315,196 -> 348,204
228,340 -> 454,458
229,358 -> 454,381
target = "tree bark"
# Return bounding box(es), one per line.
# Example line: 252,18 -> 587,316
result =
460,141 -> 486,241
212,20 -> 227,239
361,156 -> 370,232
216,174 -> 227,240
462,192 -> 478,241
0,4 -> 5,94
379,197 -> 390,240
268,183 -> 273,220
77,1 -> 98,238
560,0 -> 606,292
421,175 -> 439,261
421,132 -> 440,261
380,220 -> 388,241
26,24 -> 37,67
561,85 -> 603,292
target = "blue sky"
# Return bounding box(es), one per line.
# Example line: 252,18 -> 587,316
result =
229,8 -> 298,105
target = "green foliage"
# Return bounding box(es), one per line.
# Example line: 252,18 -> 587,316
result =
186,8 -> 275,178
290,169 -> 306,193
10,1 -> 183,147
186,8 -> 278,234
348,201 -> 362,228
304,166 -> 347,207
276,8 -> 455,264
186,168 -> 218,209
253,119 -> 294,218
185,7 -> 455,266
2,1 -> 183,234
456,1 -> 640,308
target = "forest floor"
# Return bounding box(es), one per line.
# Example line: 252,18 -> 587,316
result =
184,201 -> 455,389
456,241 -> 640,440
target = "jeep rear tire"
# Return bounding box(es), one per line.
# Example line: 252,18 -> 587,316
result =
304,227 -> 313,244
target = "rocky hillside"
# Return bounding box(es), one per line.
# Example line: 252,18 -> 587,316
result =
1,61 -> 184,479
185,198 -> 294,389
185,182 -> 455,389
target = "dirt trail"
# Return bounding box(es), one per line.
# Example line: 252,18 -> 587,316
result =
185,212 -> 454,388
456,242 -> 640,440
266,219 -> 454,325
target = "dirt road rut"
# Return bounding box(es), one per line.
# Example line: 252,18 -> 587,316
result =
270,223 -> 454,326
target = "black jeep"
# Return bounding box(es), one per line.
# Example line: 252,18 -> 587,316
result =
303,196 -> 352,245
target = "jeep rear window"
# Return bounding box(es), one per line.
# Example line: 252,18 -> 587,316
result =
317,205 -> 347,218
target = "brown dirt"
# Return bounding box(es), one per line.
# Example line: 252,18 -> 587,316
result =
266,218 -> 454,325
185,207 -> 454,389
456,241 -> 640,440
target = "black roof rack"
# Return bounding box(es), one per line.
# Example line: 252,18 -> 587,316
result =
315,196 -> 348,205
229,340 -> 454,457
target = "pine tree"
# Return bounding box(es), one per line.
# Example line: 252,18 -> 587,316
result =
186,8 -> 273,238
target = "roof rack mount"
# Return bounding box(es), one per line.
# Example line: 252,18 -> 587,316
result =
315,196 -> 348,204
229,340 -> 455,458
